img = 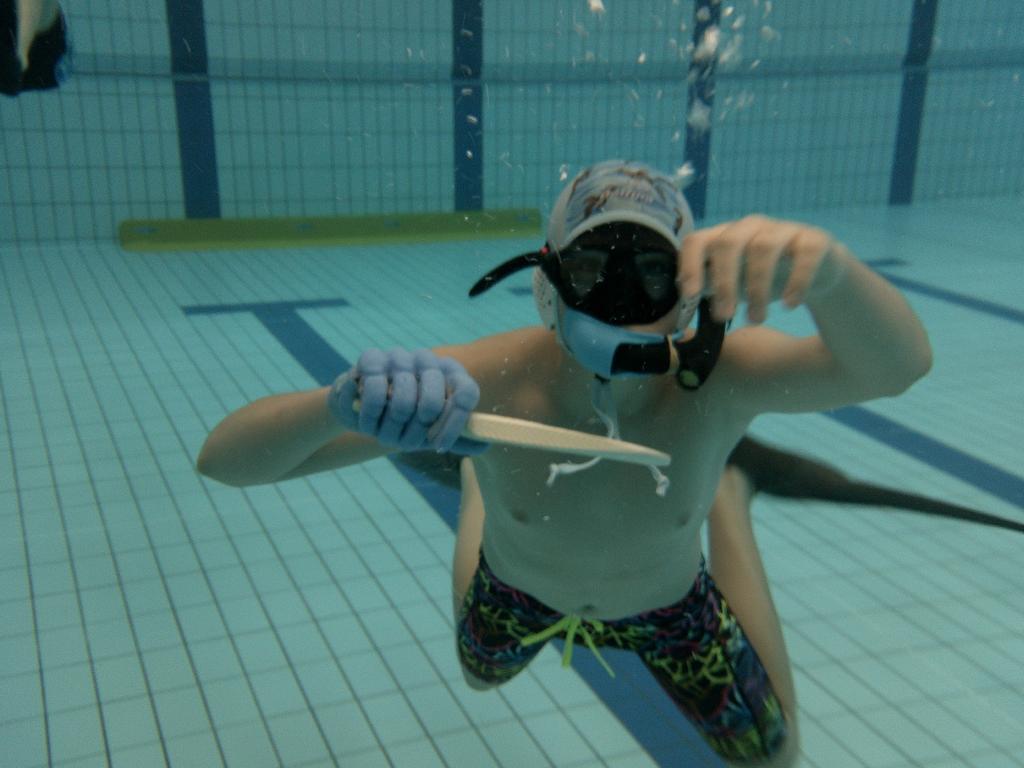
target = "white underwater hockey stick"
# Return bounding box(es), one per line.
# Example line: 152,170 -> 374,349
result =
352,401 -> 669,467
462,412 -> 670,467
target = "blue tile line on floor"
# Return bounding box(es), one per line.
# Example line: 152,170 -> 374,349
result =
877,272 -> 1024,324
828,407 -> 1024,508
186,299 -> 351,386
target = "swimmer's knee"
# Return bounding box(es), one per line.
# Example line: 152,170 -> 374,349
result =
768,716 -> 800,768
722,715 -> 799,768
460,663 -> 502,691
453,635 -> 504,691
452,609 -> 502,691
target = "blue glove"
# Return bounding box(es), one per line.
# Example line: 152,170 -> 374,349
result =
327,348 -> 488,455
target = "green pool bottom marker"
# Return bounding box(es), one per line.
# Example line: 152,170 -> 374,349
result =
119,209 -> 541,252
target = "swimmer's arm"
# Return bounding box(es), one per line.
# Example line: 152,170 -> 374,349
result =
721,244 -> 932,415
196,386 -> 397,487
196,335 -> 511,486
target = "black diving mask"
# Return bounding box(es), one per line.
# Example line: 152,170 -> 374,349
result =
469,222 -> 681,326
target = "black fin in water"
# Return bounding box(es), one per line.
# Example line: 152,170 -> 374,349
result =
728,437 -> 1024,535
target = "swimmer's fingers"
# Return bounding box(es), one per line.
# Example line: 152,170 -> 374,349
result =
326,367 -> 361,430
742,220 -> 801,324
684,217 -> 837,323
428,358 -> 484,454
703,217 -> 765,322
397,352 -> 446,451
329,349 -> 485,454
350,349 -> 391,435
327,348 -> 389,431
779,226 -> 837,308
375,349 -> 418,446
679,222 -> 728,300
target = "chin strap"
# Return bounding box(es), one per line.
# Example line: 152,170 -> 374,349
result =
545,377 -> 671,497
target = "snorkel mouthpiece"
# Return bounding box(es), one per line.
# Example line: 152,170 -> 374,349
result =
558,308 -> 674,379
558,298 -> 726,387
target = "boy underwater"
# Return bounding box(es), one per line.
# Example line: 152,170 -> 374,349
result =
198,160 -> 934,766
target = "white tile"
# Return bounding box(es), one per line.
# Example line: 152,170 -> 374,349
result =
434,729 -> 501,768
564,703 -> 643,761
361,691 -> 426,745
522,709 -> 599,766
822,712 -> 907,767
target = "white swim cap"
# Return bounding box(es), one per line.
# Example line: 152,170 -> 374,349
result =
536,160 -> 699,333
547,160 -> 695,252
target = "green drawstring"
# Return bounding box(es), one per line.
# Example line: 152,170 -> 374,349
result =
521,614 -> 616,678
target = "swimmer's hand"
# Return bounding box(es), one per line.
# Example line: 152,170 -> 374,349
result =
326,348 -> 488,455
680,215 -> 847,324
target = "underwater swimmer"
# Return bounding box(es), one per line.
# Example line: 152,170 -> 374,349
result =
1,0 -> 67,97
198,160 -> 933,767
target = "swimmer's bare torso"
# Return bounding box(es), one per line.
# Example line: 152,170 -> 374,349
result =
440,325 -> 753,621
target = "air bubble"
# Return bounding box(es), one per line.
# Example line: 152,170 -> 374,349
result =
687,99 -> 711,133
693,26 -> 720,61
674,162 -> 696,187
719,34 -> 743,68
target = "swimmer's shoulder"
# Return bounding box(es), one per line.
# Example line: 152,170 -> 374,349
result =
433,326 -> 555,396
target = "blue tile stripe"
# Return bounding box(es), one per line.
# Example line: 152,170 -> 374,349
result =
452,0 -> 484,210
165,0 -> 221,218
683,0 -> 721,221
828,406 -> 1024,508
889,0 -> 939,205
878,272 -> 1024,324
185,299 -> 347,387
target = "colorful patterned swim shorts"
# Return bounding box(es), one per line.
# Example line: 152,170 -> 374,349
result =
456,551 -> 787,762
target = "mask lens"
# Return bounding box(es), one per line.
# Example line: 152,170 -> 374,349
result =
558,247 -> 608,300
634,250 -> 677,303
544,223 -> 681,325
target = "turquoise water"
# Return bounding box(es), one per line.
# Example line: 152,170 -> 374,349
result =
2,198 -> 1023,767
2,1 -> 1024,767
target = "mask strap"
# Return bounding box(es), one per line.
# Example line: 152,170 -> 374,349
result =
468,249 -> 545,297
